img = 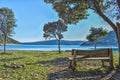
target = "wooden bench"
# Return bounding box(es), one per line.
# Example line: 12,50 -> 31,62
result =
68,48 -> 114,71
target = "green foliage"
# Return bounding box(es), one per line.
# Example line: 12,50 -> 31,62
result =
45,0 -> 90,24
43,19 -> 67,40
86,27 -> 108,42
0,7 -> 16,36
44,0 -> 106,24
44,0 -> 119,24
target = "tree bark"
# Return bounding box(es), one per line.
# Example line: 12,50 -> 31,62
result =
58,39 -> 61,53
117,0 -> 120,9
117,22 -> 120,68
3,34 -> 6,54
94,41 -> 97,50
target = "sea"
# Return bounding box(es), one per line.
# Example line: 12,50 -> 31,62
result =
0,44 -> 118,52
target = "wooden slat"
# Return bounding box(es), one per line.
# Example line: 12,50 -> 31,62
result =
79,57 -> 110,60
69,57 -> 110,60
72,49 -> 110,57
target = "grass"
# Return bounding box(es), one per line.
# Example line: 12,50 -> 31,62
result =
0,51 -> 70,80
0,50 -> 119,80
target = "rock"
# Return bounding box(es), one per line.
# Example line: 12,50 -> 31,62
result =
4,63 -> 25,68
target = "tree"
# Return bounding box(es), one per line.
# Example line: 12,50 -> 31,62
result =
86,27 -> 108,50
0,7 -> 16,54
43,20 -> 67,53
44,0 -> 120,68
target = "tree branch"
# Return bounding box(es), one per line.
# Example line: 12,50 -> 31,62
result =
90,0 -> 117,32
117,0 -> 120,9
54,34 -> 58,40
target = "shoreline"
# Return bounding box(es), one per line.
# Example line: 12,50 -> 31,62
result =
0,44 -> 119,52
0,50 -> 118,53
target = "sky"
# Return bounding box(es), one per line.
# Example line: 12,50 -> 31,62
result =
0,0 -> 112,42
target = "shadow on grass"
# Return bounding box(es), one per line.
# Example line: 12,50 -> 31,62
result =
0,57 -> 25,62
108,69 -> 120,80
25,57 -> 119,80
48,67 -> 115,80
0,53 -> 14,55
26,57 -> 69,65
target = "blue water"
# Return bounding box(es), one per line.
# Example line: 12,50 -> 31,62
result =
0,44 -> 118,51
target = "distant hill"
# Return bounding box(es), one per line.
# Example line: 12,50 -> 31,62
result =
81,31 -> 118,47
22,40 -> 84,45
0,35 -> 20,44
7,37 -> 20,44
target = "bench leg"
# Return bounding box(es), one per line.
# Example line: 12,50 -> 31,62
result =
69,60 -> 72,68
109,59 -> 114,69
69,60 -> 77,71
101,60 -> 105,67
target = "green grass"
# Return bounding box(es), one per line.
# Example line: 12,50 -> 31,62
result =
0,51 -> 70,80
0,51 -> 119,80
113,51 -> 119,67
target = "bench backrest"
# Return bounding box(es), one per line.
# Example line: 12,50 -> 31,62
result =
72,48 -> 112,57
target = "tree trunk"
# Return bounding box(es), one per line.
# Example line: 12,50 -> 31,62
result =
117,22 -> 120,68
58,39 -> 61,53
94,41 -> 97,50
3,35 -> 6,54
